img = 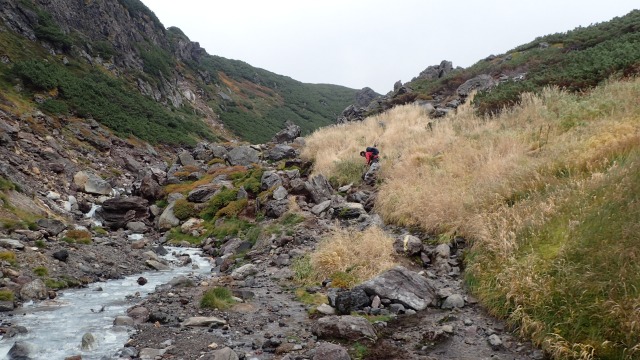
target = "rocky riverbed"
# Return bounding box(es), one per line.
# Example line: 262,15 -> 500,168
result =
0,116 -> 546,359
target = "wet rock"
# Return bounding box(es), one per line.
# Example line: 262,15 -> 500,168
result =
0,300 -> 15,311
137,277 -> 147,285
313,342 -> 351,360
360,266 -> 436,311
19,279 -> 47,301
114,316 -> 134,326
312,315 -> 377,341
81,332 -> 95,350
146,259 -> 170,271
8,341 -> 33,360
52,249 -> 69,262
5,326 -> 27,338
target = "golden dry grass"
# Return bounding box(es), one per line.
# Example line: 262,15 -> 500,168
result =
308,226 -> 396,286
303,78 -> 640,359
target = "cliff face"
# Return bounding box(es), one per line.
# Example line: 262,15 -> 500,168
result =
0,0 -> 357,143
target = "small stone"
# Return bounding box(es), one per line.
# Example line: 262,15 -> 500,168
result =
488,334 -> 503,350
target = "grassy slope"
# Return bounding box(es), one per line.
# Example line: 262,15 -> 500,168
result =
302,77 -> 640,359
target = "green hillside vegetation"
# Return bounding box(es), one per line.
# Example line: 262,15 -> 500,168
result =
302,77 -> 640,359
407,10 -> 640,115
0,0 -> 357,145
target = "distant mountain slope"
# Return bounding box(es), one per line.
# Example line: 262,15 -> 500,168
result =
339,10 -> 640,122
0,0 -> 358,144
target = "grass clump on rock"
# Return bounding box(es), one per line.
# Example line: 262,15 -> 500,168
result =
200,287 -> 236,310
0,289 -> 14,302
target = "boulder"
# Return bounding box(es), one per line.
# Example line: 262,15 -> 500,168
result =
393,235 -> 423,256
227,146 -> 260,166
456,74 -> 496,97
177,150 -> 196,166
265,199 -> 289,218
332,202 -> 366,220
261,170 -> 282,191
231,264 -> 258,280
200,347 -> 239,360
187,184 -> 218,203
139,173 -> 162,201
73,170 -> 112,195
359,266 -> 435,311
272,186 -> 288,201
312,315 -> 377,341
113,316 -> 135,326
271,122 -> 301,144
36,219 -> 66,236
334,287 -> 370,314
157,203 -> 180,231
313,342 -> 351,360
304,175 -> 334,204
8,341 -> 33,360
0,239 -> 25,251
268,144 -> 297,161
81,333 -> 95,350
128,306 -> 150,324
19,279 -> 47,301
52,250 -> 69,262
311,200 -> 331,215
182,316 -> 227,327
98,197 -> 149,230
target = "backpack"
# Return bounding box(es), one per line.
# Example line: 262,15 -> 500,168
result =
366,147 -> 379,156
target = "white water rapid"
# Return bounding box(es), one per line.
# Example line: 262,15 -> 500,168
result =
0,248 -> 212,359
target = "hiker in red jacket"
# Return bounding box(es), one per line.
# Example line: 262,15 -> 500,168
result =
360,147 -> 380,184
359,146 -> 379,166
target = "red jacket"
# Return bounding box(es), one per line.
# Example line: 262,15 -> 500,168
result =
365,151 -> 379,165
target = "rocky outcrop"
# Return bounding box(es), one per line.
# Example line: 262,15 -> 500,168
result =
271,122 -> 301,144
417,60 -> 454,80
359,266 -> 436,311
97,196 -> 149,230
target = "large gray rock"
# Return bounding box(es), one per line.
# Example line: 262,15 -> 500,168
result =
139,173 -> 162,201
332,202 -> 366,220
360,266 -> 435,311
177,150 -> 196,166
201,347 -> 239,360
457,74 -> 496,97
304,175 -> 334,204
272,122 -> 301,144
334,288 -> 370,314
157,203 -> 180,231
264,199 -> 289,218
187,184 -> 218,203
312,315 -> 377,341
19,279 -> 47,301
73,170 -> 112,195
182,316 -> 227,327
268,144 -> 297,161
393,235 -> 423,256
0,239 -> 24,251
36,218 -> 66,236
98,196 -> 149,230
418,60 -> 453,80
313,342 -> 351,360
231,264 -> 258,280
261,170 -> 282,191
8,341 -> 33,360
227,146 -> 260,166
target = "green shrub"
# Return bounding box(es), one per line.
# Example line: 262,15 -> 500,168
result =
215,199 -> 248,218
33,266 -> 48,277
166,227 -> 204,245
209,218 -> 252,239
0,176 -> 16,191
0,289 -> 15,302
329,158 -> 365,188
39,99 -> 69,115
172,199 -> 198,220
200,187 -> 237,220
0,251 -> 17,266
280,212 -> 305,227
33,10 -> 72,51
35,239 -> 46,248
200,287 -> 235,309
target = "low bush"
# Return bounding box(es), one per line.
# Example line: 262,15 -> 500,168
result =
0,289 -> 14,302
172,199 -> 198,220
200,287 -> 235,309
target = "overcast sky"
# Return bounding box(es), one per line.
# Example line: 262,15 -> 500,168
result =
140,0 -> 638,94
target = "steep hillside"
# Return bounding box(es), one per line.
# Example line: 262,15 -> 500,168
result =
0,0 -> 357,144
303,78 -> 640,359
339,10 -> 640,122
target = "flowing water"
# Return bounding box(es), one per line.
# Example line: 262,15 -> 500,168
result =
0,248 -> 212,359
